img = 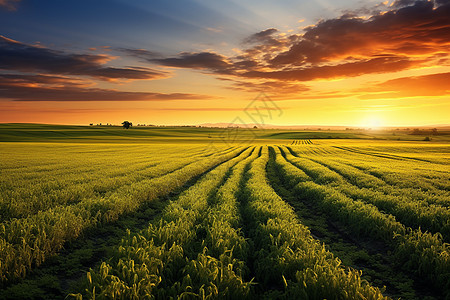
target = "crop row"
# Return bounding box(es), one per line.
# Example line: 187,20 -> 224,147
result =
0,146 -> 245,283
78,146 -> 387,299
273,146 -> 450,295
285,147 -> 450,240
291,144 -> 450,200
81,147 -> 257,299
307,153 -> 450,207
241,146 -> 387,299
328,146 -> 450,193
0,144 -> 230,221
333,144 -> 449,165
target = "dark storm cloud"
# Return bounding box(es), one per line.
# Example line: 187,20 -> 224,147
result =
0,36 -> 168,80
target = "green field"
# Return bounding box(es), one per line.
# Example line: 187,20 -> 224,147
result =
1,123 -> 448,143
0,124 -> 449,299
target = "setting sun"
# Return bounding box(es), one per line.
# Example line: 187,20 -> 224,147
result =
362,116 -> 383,129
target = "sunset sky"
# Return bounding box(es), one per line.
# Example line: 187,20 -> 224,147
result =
0,0 -> 449,127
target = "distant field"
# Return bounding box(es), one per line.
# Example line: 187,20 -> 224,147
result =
0,124 -> 449,299
1,123 -> 448,143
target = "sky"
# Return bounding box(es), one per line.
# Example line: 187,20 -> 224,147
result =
0,0 -> 449,127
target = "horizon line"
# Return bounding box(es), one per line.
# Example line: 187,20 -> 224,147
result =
1,122 -> 449,129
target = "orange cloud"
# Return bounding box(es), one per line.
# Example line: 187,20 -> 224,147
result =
147,0 -> 449,88
359,72 -> 450,99
243,56 -> 418,81
270,1 -> 450,65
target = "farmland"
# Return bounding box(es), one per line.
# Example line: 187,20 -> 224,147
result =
0,124 -> 449,299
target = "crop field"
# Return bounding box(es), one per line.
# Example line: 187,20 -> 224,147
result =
0,126 -> 449,299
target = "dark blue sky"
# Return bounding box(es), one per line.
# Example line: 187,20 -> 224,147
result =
1,0 -> 365,53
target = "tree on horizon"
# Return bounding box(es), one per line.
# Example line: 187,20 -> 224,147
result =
122,121 -> 132,129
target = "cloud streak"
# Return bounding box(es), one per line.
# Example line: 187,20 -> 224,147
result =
0,36 -> 168,81
152,52 -> 234,74
0,74 -> 216,101
153,106 -> 288,111
218,77 -> 309,96
0,74 -> 92,87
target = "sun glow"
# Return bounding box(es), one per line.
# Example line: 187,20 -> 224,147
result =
362,116 -> 383,129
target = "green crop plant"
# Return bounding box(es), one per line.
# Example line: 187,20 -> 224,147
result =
82,147 -> 253,299
1,135 -> 448,299
0,145 -> 245,282
243,146 -> 387,299
274,145 -> 450,295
